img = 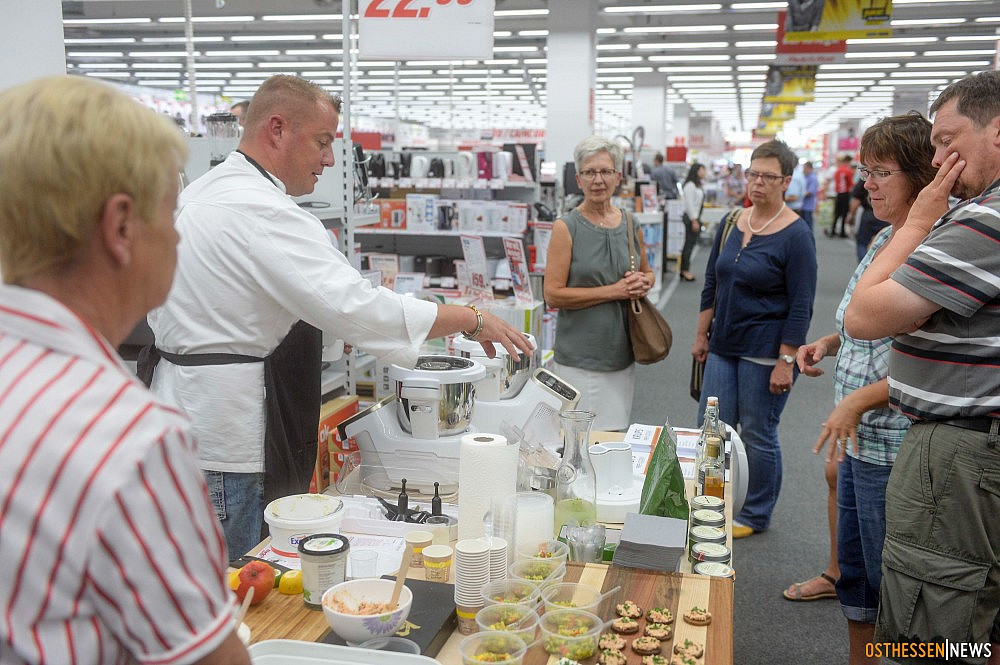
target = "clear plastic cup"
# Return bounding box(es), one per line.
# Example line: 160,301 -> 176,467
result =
475,603 -> 539,644
515,538 -> 569,565
509,559 -> 566,589
458,630 -> 528,665
539,582 -> 603,614
348,549 -> 379,580
480,579 -> 542,608
538,608 -> 602,661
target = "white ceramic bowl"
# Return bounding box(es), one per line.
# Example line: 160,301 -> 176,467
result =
321,578 -> 413,646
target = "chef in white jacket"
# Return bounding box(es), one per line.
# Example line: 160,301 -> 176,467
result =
143,75 -> 531,559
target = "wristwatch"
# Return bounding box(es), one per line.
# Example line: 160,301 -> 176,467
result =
778,354 -> 796,365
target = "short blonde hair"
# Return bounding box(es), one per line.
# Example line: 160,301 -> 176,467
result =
0,75 -> 187,283
574,135 -> 624,172
243,75 -> 342,135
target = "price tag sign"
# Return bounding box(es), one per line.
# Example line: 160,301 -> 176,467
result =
489,178 -> 504,190
441,177 -> 457,189
454,259 -> 470,295
460,234 -> 494,302
473,179 -> 488,189
397,177 -> 413,189
359,0 -> 495,60
502,236 -> 533,304
393,272 -> 426,294
414,177 -> 430,189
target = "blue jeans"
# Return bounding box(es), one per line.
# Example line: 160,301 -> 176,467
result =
204,470 -> 265,561
836,455 -> 892,624
698,353 -> 793,531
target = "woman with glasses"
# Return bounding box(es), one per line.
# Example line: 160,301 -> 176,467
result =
691,139 -> 818,539
790,113 -> 935,664
680,162 -> 707,282
544,135 -> 655,430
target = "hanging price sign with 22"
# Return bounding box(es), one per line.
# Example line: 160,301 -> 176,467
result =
358,0 -> 495,60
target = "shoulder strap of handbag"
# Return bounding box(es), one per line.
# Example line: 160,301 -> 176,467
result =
719,207 -> 740,248
624,207 -> 639,272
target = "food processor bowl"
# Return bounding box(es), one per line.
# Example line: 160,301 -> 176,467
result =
389,355 -> 486,438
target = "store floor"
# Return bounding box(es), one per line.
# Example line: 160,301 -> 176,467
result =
632,220 -> 860,664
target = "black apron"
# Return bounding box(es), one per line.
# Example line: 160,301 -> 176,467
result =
137,150 -> 324,537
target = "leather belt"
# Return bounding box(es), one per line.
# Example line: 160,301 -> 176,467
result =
933,417 -> 1000,434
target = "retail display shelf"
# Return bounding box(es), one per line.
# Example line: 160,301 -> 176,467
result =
354,228 -> 525,238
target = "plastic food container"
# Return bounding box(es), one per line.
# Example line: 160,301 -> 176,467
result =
475,603 -> 539,644
538,608 -> 602,660
515,539 -> 569,565
264,494 -> 345,557
458,630 -> 528,665
509,559 -> 566,588
480,579 -> 542,607
539,582 -> 603,614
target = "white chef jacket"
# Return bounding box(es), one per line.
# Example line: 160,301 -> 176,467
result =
148,152 -> 437,474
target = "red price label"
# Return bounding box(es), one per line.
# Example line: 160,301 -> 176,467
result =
363,0 -> 474,19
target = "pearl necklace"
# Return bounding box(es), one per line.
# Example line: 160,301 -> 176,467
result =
746,203 -> 786,234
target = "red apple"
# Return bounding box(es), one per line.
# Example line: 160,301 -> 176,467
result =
234,561 -> 274,605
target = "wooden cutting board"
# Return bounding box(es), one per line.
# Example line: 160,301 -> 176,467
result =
518,563 -> 733,665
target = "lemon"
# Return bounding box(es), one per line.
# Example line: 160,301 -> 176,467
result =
278,569 -> 303,595
228,570 -> 240,591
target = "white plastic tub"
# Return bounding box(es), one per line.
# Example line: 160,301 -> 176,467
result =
263,494 -> 345,557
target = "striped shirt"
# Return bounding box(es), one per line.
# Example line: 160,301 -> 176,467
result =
0,285 -> 236,665
889,179 -> 1000,420
835,227 -> 909,465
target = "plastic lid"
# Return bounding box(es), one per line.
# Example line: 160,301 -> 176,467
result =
388,355 -> 486,383
298,533 -> 349,557
266,494 -> 343,522
359,637 -> 421,654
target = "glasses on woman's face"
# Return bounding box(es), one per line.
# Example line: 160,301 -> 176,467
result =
858,167 -> 905,182
745,170 -> 784,184
578,168 -> 619,181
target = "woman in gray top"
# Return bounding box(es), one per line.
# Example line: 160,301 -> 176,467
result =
544,136 -> 655,430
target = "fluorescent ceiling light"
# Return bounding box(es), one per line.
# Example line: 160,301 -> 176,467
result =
604,4 -> 721,12
66,51 -> 124,57
974,16 -> 1000,22
735,54 -> 776,60
670,75 -> 733,81
892,18 -> 965,26
821,62 -> 900,69
204,50 -> 281,57
159,16 -> 255,23
846,37 -> 938,44
731,2 -> 786,7
651,54 -> 731,62
493,31 -> 513,37
597,56 -> 643,62
262,14 -> 342,21
638,41 -> 728,49
518,30 -> 548,36
661,66 -> 732,72
140,36 -> 224,43
132,63 -> 184,69
77,63 -> 129,69
493,46 -> 538,52
891,70 -> 968,77
84,72 -> 130,78
597,28 -> 616,34
231,35 -> 316,42
737,65 -> 769,71
286,49 -> 342,55
596,66 -> 654,73
129,51 -> 199,57
494,9 -> 548,17
64,17 -> 150,25
625,25 -> 726,33
736,41 -> 777,47
945,35 -> 999,41
257,61 -> 329,68
817,72 -> 884,79
597,44 -> 631,50
923,49 -> 995,56
65,38 -> 136,44
734,24 -> 777,31
906,60 -> 989,67
879,79 -> 949,85
846,51 -> 917,58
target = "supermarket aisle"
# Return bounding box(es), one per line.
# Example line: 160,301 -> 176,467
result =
631,226 -> 861,664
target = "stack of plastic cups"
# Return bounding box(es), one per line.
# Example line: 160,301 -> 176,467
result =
453,538 -> 491,634
486,537 -> 508,582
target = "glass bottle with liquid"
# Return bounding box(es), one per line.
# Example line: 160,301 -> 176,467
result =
554,410 -> 598,536
698,435 -> 725,499
695,396 -> 723,487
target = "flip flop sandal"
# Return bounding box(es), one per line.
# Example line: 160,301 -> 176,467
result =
782,572 -> 839,601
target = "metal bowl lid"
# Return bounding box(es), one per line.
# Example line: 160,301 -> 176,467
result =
691,542 -> 731,562
388,355 -> 486,383
691,509 -> 726,525
693,561 -> 735,578
688,525 -> 727,543
690,495 -> 725,510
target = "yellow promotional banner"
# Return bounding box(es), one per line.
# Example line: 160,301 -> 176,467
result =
760,103 -> 798,121
783,0 -> 892,43
763,65 -> 817,104
755,119 -> 785,137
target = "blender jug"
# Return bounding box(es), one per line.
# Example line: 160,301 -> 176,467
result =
206,112 -> 240,167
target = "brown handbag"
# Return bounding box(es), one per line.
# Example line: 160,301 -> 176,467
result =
690,207 -> 742,400
625,210 -> 673,364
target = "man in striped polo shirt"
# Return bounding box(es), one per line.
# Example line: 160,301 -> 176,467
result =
846,71 -> 1000,664
0,78 -> 248,663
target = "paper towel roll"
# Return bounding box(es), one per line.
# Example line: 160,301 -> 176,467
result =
457,433 -> 518,540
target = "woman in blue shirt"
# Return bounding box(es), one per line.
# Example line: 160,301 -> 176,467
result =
691,139 -> 818,538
